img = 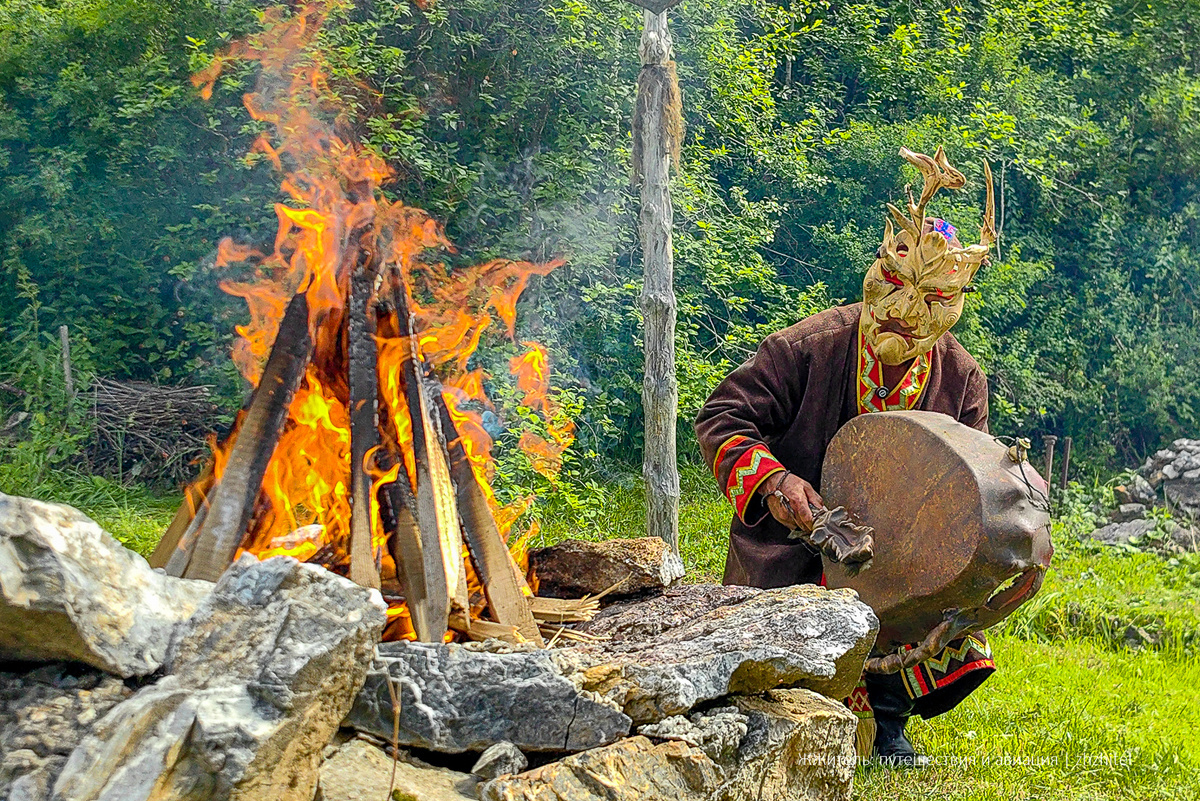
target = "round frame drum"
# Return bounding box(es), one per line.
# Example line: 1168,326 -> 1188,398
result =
821,411 -> 1053,652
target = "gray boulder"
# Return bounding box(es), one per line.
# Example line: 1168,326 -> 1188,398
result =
1109,503 -> 1147,523
481,689 -> 857,801
1165,480 -> 1200,517
528,537 -> 684,599
638,706 -> 749,765
1090,519 -> 1155,547
345,640 -> 633,753
568,584 -> 877,723
51,555 -> 386,801
0,493 -> 210,677
1170,524 -> 1200,553
1114,475 -> 1156,506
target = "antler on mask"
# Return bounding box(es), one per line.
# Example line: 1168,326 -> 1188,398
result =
860,147 -> 997,366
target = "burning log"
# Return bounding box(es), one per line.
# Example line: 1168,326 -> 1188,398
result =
160,5 -> 572,648
379,270 -> 457,640
434,389 -> 543,645
346,238 -> 383,590
167,293 -> 313,581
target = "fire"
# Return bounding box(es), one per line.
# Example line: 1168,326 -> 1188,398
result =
192,2 -> 568,639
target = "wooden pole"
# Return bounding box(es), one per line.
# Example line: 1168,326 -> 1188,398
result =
1041,435 -> 1057,488
59,325 -> 74,403
633,7 -> 681,557
1059,436 -> 1073,490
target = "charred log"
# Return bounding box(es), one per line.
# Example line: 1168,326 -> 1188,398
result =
170,292 -> 314,582
347,242 -> 382,590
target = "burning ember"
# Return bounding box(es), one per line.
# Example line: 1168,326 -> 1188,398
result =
158,2 -> 576,646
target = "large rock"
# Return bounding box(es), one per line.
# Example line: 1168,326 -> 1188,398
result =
0,493 -> 210,677
51,555 -> 386,801
638,707 -> 749,765
479,736 -> 724,801
723,689 -> 856,801
1114,475 -> 1156,506
1089,518 -> 1155,547
480,689 -> 858,801
529,537 -> 684,599
1164,480 -> 1200,517
582,585 -> 760,642
472,742 -> 529,780
1108,503 -> 1147,523
0,665 -> 132,801
345,640 -> 633,753
315,739 -> 478,801
1170,523 -> 1200,552
570,584 -> 877,723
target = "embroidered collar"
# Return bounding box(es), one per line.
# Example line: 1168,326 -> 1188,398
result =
857,324 -> 930,414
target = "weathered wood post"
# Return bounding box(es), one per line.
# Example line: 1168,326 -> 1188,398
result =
1042,435 -> 1057,490
59,325 -> 74,403
628,0 -> 683,557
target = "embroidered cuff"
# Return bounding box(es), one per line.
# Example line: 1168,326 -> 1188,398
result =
725,444 -> 785,523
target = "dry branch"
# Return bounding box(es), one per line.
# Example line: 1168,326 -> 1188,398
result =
529,595 -> 599,624
88,377 -> 221,485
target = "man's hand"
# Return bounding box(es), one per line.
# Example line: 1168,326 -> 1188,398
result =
761,472 -> 824,531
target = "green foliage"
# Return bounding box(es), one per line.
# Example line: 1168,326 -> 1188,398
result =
0,269 -> 93,482
2,0 -> 1199,480
0,0 -> 269,393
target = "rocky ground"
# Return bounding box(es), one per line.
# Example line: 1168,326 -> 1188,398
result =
0,492 -> 878,801
1083,438 -> 1200,555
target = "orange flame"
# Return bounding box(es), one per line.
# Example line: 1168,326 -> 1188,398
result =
191,2 -> 568,640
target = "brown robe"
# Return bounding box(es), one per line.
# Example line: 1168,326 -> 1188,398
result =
695,302 -> 989,588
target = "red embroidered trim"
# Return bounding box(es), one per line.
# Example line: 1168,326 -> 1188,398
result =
711,435 -> 749,479
725,444 -> 785,522
934,658 -> 996,690
844,683 -> 872,718
857,324 -> 930,415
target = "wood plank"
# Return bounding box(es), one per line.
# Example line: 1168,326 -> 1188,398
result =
384,270 -> 453,641
433,390 -> 543,646
149,460 -> 214,569
175,292 -> 313,581
347,242 -> 382,590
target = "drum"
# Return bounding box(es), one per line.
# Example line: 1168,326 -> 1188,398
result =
821,411 -> 1053,654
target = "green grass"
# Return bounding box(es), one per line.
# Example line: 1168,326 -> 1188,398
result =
1000,544 -> 1200,656
857,633 -> 1200,800
0,466 -> 176,556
